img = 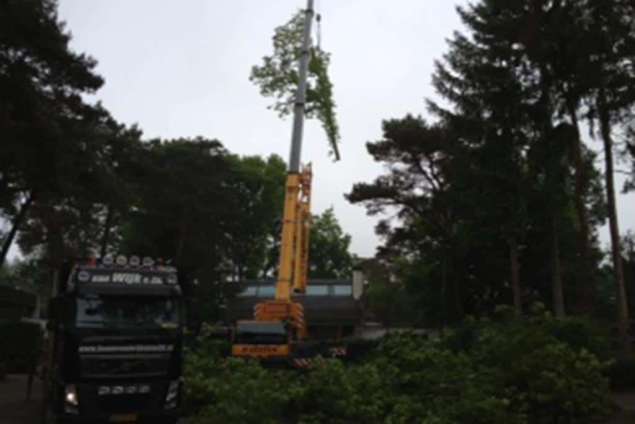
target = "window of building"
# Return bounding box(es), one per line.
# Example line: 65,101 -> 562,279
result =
306,285 -> 329,296
257,286 -> 276,297
238,286 -> 257,297
333,285 -> 352,296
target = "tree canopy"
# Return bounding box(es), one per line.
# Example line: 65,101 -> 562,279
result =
0,0 -> 354,326
349,0 -> 634,330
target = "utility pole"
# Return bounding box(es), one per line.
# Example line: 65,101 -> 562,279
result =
288,0 -> 314,173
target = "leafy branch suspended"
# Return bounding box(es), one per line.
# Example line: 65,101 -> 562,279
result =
250,11 -> 341,160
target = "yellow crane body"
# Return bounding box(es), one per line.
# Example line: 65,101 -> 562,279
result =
231,166 -> 312,358
232,0 -> 317,361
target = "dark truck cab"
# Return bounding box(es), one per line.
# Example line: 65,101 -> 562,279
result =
44,256 -> 184,424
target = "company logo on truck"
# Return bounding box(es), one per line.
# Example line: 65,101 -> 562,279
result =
77,270 -> 177,286
79,344 -> 174,354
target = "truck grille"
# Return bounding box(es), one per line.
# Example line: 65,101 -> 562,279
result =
97,394 -> 154,413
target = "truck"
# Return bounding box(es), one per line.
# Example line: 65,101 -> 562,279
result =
42,255 -> 184,424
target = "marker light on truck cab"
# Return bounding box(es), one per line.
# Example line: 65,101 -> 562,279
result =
115,255 -> 127,266
165,380 -> 180,409
64,384 -> 79,414
102,255 -> 114,266
129,255 -> 140,266
65,385 -> 78,406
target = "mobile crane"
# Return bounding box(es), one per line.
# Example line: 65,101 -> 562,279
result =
231,0 -> 330,362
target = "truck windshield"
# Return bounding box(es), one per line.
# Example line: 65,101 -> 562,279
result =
76,295 -> 180,329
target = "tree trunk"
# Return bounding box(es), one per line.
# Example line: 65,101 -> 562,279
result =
440,256 -> 448,332
450,256 -> 464,322
99,205 -> 114,258
509,237 -> 522,314
0,193 -> 34,267
176,211 -> 187,264
566,100 -> 594,314
551,213 -> 565,317
598,90 -> 630,353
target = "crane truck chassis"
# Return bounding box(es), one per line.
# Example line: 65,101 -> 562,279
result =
42,255 -> 184,424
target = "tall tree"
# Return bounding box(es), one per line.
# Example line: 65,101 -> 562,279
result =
16,110 -> 141,268
348,116 -> 471,322
308,208 -> 353,279
428,1 -> 535,314
584,0 -> 635,351
0,0 -> 104,266
223,154 -> 286,280
349,1 -> 613,323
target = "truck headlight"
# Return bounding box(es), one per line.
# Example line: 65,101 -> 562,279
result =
64,384 -> 79,414
164,380 -> 180,409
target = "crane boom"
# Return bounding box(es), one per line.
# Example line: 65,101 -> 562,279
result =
275,0 -> 314,302
233,0 -> 317,360
288,0 -> 314,174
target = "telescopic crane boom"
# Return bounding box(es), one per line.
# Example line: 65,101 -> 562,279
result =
232,0 -> 315,359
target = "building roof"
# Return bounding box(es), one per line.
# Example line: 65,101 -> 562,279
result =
226,279 -> 362,326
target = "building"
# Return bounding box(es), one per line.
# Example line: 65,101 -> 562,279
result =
226,272 -> 365,341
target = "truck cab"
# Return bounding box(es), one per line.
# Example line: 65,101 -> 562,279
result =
43,256 -> 184,424
231,320 -> 290,359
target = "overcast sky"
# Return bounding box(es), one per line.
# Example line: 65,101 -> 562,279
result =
54,0 -> 634,258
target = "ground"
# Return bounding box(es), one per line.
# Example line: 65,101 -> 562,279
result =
0,374 -> 631,423
0,374 -> 42,424
609,392 -> 635,424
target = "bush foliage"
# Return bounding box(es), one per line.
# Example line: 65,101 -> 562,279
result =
185,316 -> 612,424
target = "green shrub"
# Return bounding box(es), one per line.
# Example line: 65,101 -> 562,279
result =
184,317 -> 612,424
520,343 -> 611,423
455,318 -> 612,423
374,336 -> 526,424
0,321 -> 42,373
190,359 -> 296,424
296,360 -> 389,424
184,338 -> 298,424
544,317 -> 611,360
443,313 -> 611,360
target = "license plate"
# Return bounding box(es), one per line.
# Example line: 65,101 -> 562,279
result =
232,344 -> 289,357
109,414 -> 137,423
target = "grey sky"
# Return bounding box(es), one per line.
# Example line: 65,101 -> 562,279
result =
54,0 -> 634,258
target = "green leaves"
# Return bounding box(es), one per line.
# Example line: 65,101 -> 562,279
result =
250,11 -> 341,160
309,208 -> 353,279
185,318 -> 611,423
